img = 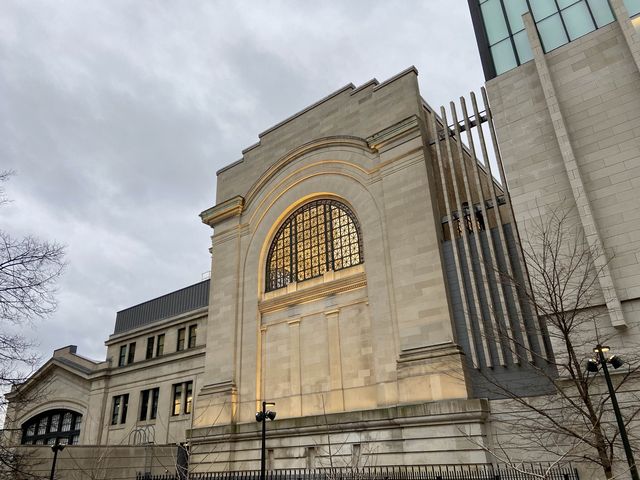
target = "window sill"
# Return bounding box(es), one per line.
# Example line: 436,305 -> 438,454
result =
259,266 -> 366,314
169,413 -> 192,422
136,419 -> 157,426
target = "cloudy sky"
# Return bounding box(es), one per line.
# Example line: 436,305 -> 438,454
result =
0,1 -> 485,363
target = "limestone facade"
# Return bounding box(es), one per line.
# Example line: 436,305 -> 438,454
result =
4,4 -> 640,476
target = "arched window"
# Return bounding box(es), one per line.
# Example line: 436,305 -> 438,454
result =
266,199 -> 364,292
21,409 -> 82,445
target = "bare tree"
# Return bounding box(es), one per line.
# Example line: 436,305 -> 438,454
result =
0,171 -> 66,476
478,205 -> 640,479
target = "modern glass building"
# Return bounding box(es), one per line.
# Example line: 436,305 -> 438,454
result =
468,0 -> 640,78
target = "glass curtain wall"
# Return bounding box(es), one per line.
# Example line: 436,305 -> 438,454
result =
478,0 -> 616,75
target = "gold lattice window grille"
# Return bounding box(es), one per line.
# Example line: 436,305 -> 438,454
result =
266,199 -> 364,292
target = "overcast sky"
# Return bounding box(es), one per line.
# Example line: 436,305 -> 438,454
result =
0,1 -> 485,363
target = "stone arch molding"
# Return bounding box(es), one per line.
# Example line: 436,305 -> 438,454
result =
17,398 -> 88,427
243,135 -> 377,211
244,171 -> 387,301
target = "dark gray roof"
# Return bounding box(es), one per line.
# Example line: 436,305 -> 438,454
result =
114,280 -> 210,334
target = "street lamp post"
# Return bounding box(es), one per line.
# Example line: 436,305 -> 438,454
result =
49,440 -> 65,480
256,401 -> 276,480
592,345 -> 639,480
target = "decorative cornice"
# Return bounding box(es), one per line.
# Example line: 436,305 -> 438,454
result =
397,341 -> 464,364
258,272 -> 367,314
199,380 -> 237,396
366,115 -> 421,151
200,195 -> 245,228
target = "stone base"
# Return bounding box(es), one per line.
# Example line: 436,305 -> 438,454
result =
188,398 -> 491,472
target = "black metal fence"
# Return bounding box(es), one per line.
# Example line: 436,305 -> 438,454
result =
137,464 -> 579,480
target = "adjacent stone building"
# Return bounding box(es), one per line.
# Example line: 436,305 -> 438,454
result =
4,1 -> 640,478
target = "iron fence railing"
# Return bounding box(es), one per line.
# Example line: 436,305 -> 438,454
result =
137,464 -> 579,480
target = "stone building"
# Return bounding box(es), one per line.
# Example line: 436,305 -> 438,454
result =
4,1 -> 640,478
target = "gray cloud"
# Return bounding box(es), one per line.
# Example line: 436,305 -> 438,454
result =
0,1 -> 484,361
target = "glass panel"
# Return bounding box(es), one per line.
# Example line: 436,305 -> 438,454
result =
513,30 -> 534,63
151,388 -> 159,419
72,434 -> 80,445
146,337 -> 154,359
185,382 -> 193,414
50,414 -> 60,432
173,384 -> 182,416
624,0 -> 640,16
530,0 -> 559,20
62,413 -> 72,431
481,0 -> 510,45
562,1 -> 596,40
156,334 -> 165,356
558,0 -> 581,8
537,13 -> 569,51
504,0 -> 529,32
588,0 -> 615,26
490,38 -> 518,74
140,390 -> 150,421
121,394 -> 129,423
38,417 -> 47,435
74,415 -> 82,431
26,424 -> 36,437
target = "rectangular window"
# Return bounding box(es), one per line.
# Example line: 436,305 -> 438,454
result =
118,345 -> 127,367
140,390 -> 150,421
177,328 -> 186,352
150,388 -> 160,420
111,394 -> 128,425
171,381 -> 193,416
172,384 -> 183,416
127,342 -> 136,364
156,334 -> 165,356
111,396 -> 121,425
185,381 -> 193,414
188,325 -> 197,349
145,337 -> 155,360
140,388 -> 160,421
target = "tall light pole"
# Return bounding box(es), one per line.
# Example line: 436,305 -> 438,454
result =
49,440 -> 65,480
256,401 -> 276,480
589,345 -> 639,480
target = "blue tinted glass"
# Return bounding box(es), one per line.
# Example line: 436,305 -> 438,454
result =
562,1 -> 596,40
588,0 -> 615,26
558,0 -> 581,8
513,30 -> 534,63
537,13 -> 569,51
530,0 -> 559,20
491,38 -> 518,74
624,0 -> 640,16
504,0 -> 529,32
481,0 -> 510,45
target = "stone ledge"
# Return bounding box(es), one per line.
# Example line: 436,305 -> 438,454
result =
188,398 -> 489,443
259,271 -> 367,314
